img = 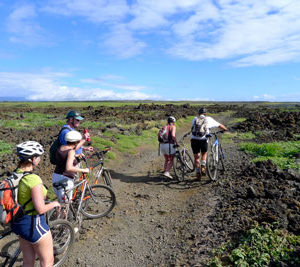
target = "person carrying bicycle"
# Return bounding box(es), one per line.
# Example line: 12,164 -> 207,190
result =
159,116 -> 178,179
191,108 -> 227,179
52,130 -> 90,203
59,110 -> 93,157
11,141 -> 60,267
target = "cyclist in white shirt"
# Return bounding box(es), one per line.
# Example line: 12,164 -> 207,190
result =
190,108 -> 227,179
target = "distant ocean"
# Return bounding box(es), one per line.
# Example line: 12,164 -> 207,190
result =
0,97 -> 26,101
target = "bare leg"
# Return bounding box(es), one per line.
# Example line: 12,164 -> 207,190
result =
194,153 -> 200,169
165,155 -> 174,172
33,231 -> 54,267
19,237 -> 36,267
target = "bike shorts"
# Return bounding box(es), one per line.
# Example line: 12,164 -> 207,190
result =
52,173 -> 74,203
191,139 -> 208,154
11,214 -> 49,243
160,143 -> 176,155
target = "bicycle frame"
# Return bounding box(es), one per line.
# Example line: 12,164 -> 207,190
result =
206,131 -> 225,181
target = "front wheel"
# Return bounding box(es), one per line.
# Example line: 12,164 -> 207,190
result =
206,144 -> 218,181
81,184 -> 116,219
103,169 -> 113,188
50,219 -> 75,267
173,155 -> 186,182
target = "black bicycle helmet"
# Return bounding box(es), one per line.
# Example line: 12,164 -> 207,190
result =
167,116 -> 176,123
198,107 -> 207,114
66,110 -> 83,120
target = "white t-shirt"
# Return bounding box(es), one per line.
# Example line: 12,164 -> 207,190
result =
191,115 -> 220,140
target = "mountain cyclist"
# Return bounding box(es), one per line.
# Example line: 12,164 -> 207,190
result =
11,141 -> 60,267
159,116 -> 178,179
190,108 -> 227,179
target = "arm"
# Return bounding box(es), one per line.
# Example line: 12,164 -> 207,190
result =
219,124 -> 228,131
31,184 -> 60,214
66,149 -> 89,173
170,125 -> 178,145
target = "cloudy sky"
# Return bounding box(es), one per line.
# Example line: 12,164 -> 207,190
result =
0,0 -> 300,101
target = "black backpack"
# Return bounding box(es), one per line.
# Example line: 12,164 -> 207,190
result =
49,126 -> 71,165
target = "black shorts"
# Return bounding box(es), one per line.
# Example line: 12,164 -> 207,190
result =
191,139 -> 208,154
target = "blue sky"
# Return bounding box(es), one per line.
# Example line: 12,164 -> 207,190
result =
0,0 -> 300,101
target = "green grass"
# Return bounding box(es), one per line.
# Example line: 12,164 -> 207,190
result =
228,117 -> 247,125
240,141 -> 300,171
0,140 -> 13,157
0,112 -> 64,129
90,136 -> 116,159
210,223 -> 300,267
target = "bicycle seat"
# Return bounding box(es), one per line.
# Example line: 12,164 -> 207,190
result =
53,178 -> 69,189
206,134 -> 212,138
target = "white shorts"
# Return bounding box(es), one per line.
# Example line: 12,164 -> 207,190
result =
52,173 -> 74,203
160,143 -> 176,155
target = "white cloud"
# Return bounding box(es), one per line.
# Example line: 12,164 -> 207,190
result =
168,1 -> 300,66
6,4 -> 50,46
42,0 -> 129,23
102,24 -> 146,58
0,72 -> 159,100
4,0 -> 300,65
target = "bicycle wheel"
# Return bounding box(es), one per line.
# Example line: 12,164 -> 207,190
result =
50,219 -> 74,267
218,145 -> 225,171
206,144 -> 218,181
1,238 -> 22,267
102,169 -> 113,188
173,155 -> 186,182
81,184 -> 116,219
182,150 -> 194,172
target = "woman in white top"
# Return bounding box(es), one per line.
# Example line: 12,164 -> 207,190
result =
190,108 -> 227,179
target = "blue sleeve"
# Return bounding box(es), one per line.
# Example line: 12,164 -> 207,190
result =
59,129 -> 70,145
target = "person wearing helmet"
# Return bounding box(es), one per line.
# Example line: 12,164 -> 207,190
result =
191,108 -> 227,179
159,116 -> 178,179
52,130 -> 89,204
11,141 -> 60,267
58,110 -> 93,157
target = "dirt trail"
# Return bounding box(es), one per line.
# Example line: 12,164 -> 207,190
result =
64,115 -> 236,267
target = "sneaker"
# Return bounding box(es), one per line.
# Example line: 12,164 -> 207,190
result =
201,165 -> 206,176
74,227 -> 79,234
163,172 -> 173,179
196,172 -> 201,180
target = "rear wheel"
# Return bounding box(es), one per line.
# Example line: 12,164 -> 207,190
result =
182,150 -> 194,172
206,144 -> 218,181
81,184 -> 116,219
50,219 -> 74,267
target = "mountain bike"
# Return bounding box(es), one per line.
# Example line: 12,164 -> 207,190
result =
0,219 -> 74,267
206,131 -> 225,181
83,148 -> 113,188
173,133 -> 195,181
50,171 -> 116,230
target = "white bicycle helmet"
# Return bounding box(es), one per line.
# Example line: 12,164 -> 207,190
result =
168,116 -> 176,123
65,130 -> 82,143
17,141 -> 44,158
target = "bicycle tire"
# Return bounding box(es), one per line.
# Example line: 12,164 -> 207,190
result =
1,238 -> 22,267
182,150 -> 195,172
50,219 -> 75,267
102,169 -> 113,188
206,144 -> 218,181
173,155 -> 186,182
219,145 -> 225,171
80,184 -> 116,219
